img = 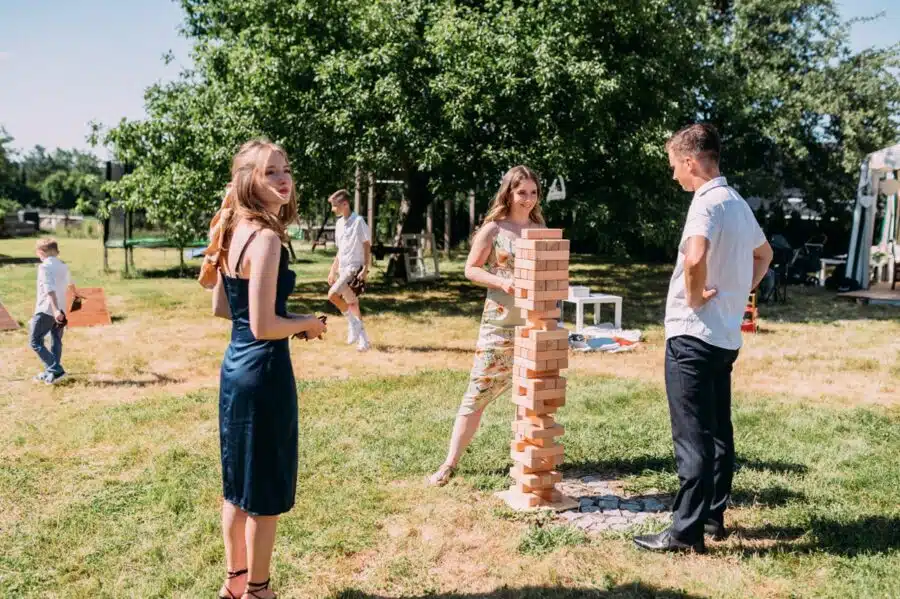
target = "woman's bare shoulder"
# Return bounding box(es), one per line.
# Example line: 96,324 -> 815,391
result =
474,221 -> 501,241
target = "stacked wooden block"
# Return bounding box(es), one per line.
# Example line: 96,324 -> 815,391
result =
499,228 -> 577,511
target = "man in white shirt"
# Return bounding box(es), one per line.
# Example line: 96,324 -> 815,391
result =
635,124 -> 773,553
30,238 -> 80,384
327,189 -> 372,351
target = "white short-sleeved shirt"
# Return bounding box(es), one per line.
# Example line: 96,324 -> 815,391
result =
335,212 -> 371,270
34,256 -> 72,316
664,177 -> 766,350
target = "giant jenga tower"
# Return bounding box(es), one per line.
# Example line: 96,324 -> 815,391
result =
497,229 -> 578,511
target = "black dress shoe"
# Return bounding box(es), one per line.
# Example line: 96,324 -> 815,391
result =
704,519 -> 727,540
633,528 -> 705,553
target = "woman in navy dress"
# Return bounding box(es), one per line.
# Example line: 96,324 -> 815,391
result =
208,140 -> 327,599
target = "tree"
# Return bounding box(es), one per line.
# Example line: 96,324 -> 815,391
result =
699,0 -> 900,252
99,0 -> 898,261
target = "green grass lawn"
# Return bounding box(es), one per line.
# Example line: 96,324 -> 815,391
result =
1,236 -> 899,598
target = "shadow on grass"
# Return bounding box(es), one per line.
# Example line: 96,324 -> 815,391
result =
0,255 -> 41,266
138,265 -> 202,279
564,455 -> 807,479
377,344 -> 473,355
735,515 -> 900,557
332,582 -> 708,598
4,371 -> 182,387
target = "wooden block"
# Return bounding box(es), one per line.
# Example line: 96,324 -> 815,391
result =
516,239 -> 563,251
533,250 -> 570,261
513,422 -> 565,439
0,301 -> 19,331
518,299 -> 559,313
511,439 -> 529,452
514,479 -> 558,495
496,487 -> 580,512
514,298 -> 536,311
510,449 -> 565,470
513,376 -> 560,392
534,329 -> 569,342
514,268 -> 534,281
511,394 -> 543,412
525,309 -> 561,324
522,228 -> 563,240
532,488 -> 563,502
519,442 -> 564,460
558,240 -> 570,251
526,414 -> 556,428
532,269 -> 568,281
519,453 -> 564,472
65,288 -> 112,327
531,289 -> 568,301
545,396 -> 566,409
532,349 -> 568,361
516,321 -> 562,337
514,356 -> 541,371
498,488 -> 542,509
515,279 -> 540,291
529,387 -> 566,401
528,436 -> 560,448
510,466 -> 563,489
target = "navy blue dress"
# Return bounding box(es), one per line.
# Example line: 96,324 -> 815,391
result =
219,241 -> 298,516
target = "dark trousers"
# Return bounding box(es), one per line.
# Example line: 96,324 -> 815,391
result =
665,335 -> 739,543
29,313 -> 65,375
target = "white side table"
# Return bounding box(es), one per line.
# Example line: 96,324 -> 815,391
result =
562,293 -> 622,332
818,258 -> 846,286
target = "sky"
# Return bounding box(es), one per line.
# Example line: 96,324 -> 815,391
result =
0,0 -> 898,157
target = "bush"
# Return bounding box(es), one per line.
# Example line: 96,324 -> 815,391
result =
0,197 -> 21,220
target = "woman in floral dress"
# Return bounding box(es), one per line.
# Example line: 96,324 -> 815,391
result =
429,165 -> 546,486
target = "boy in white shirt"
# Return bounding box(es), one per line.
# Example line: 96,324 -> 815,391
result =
30,238 -> 80,384
326,190 -> 372,351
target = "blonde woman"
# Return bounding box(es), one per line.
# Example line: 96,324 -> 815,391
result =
207,140 -> 327,599
429,165 -> 545,486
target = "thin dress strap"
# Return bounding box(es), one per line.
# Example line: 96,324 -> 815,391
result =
230,230 -> 260,278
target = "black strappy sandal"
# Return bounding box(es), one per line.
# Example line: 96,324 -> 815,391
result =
243,578 -> 275,598
217,568 -> 248,599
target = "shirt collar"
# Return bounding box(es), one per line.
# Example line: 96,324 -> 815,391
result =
694,176 -> 728,198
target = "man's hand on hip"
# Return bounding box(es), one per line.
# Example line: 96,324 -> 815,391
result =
687,288 -> 717,310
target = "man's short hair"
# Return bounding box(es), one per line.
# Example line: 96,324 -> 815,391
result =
665,123 -> 721,165
36,238 -> 59,254
328,189 -> 351,205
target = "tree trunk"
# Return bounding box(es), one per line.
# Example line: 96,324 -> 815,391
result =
387,167 -> 433,278
468,189 -> 475,248
354,165 -> 362,214
426,201 -> 433,253
443,195 -> 451,260
367,171 -> 375,243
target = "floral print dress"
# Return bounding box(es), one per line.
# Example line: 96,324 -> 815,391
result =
457,232 -> 526,416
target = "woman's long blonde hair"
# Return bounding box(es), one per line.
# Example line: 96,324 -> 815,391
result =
197,140 -> 298,287
217,139 -> 298,246
481,165 -> 546,226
